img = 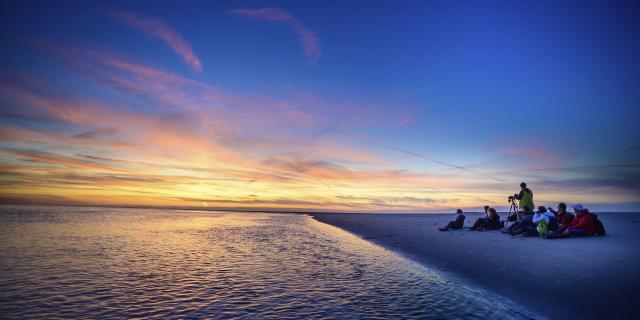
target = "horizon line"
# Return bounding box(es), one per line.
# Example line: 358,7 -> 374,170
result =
2,202 -> 639,214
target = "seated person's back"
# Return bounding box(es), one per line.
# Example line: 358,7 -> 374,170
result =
486,208 -> 502,230
439,209 -> 465,231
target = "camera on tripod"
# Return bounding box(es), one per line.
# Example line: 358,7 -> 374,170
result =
507,194 -> 517,202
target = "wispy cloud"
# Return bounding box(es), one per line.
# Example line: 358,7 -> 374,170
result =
2,41 -> 449,211
5,39 -> 637,211
229,8 -> 320,63
112,11 -> 203,71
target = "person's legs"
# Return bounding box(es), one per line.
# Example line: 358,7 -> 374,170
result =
545,225 -> 566,237
439,220 -> 457,231
509,215 -> 533,235
510,225 -> 526,235
541,224 -> 561,238
506,221 -> 520,233
546,232 -> 570,239
568,228 -> 587,237
522,226 -> 539,237
545,226 -> 569,239
488,218 -> 502,230
480,218 -> 488,229
472,218 -> 487,230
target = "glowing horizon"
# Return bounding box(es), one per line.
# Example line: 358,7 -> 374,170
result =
1,2 -> 639,212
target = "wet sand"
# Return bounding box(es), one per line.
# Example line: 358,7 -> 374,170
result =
312,212 -> 640,320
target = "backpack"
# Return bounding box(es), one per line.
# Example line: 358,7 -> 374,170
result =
537,219 -> 549,235
592,213 -> 606,236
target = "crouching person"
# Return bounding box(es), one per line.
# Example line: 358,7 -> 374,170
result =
532,206 -> 559,238
546,204 -> 594,238
439,209 -> 466,231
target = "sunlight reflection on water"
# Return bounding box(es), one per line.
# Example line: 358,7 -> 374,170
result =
0,206 -> 530,319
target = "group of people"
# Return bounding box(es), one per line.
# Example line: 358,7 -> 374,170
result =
438,182 -> 605,238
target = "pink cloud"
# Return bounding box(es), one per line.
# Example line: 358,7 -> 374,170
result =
2,41 -> 506,211
22,39 -> 412,143
229,8 -> 320,63
112,11 -> 203,71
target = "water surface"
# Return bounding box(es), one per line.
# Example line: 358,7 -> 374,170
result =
0,206 -> 530,319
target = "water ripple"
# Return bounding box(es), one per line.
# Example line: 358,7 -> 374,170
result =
0,206 -> 531,319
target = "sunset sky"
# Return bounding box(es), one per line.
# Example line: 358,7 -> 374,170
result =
1,1 -> 639,212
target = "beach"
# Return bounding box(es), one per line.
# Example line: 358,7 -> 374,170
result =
312,212 -> 640,320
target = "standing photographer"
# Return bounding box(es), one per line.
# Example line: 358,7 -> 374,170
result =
513,182 -> 534,212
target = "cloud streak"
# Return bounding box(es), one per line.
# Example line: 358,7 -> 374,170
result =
113,11 -> 203,71
229,8 -> 320,63
340,131 -> 505,182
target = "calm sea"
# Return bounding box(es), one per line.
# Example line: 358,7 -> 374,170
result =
0,206 -> 532,319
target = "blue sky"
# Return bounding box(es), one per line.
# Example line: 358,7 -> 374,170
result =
1,0 -> 639,211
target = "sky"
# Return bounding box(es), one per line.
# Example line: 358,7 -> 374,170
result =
1,0 -> 639,212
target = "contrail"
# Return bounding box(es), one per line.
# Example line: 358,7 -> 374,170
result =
525,164 -> 640,171
341,131 -> 505,182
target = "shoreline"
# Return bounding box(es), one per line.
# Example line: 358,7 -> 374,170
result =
310,214 -> 543,320
311,212 -> 640,320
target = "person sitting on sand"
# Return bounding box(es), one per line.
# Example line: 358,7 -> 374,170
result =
512,206 -> 550,237
470,206 -> 490,230
532,206 -> 558,238
513,182 -> 534,212
546,204 -> 595,238
487,208 -> 503,230
505,206 -> 534,235
470,208 -> 502,231
439,209 -> 466,231
548,202 -> 574,226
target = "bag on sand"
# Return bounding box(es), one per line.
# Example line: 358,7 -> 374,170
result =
592,213 -> 606,236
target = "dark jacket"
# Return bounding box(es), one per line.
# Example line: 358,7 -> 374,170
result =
486,212 -> 502,229
453,213 -> 466,228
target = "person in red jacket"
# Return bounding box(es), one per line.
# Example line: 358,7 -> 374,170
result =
548,202 -> 574,226
546,204 -> 594,238
564,207 -> 595,236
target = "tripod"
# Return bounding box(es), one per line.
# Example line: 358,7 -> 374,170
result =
504,199 -> 519,230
